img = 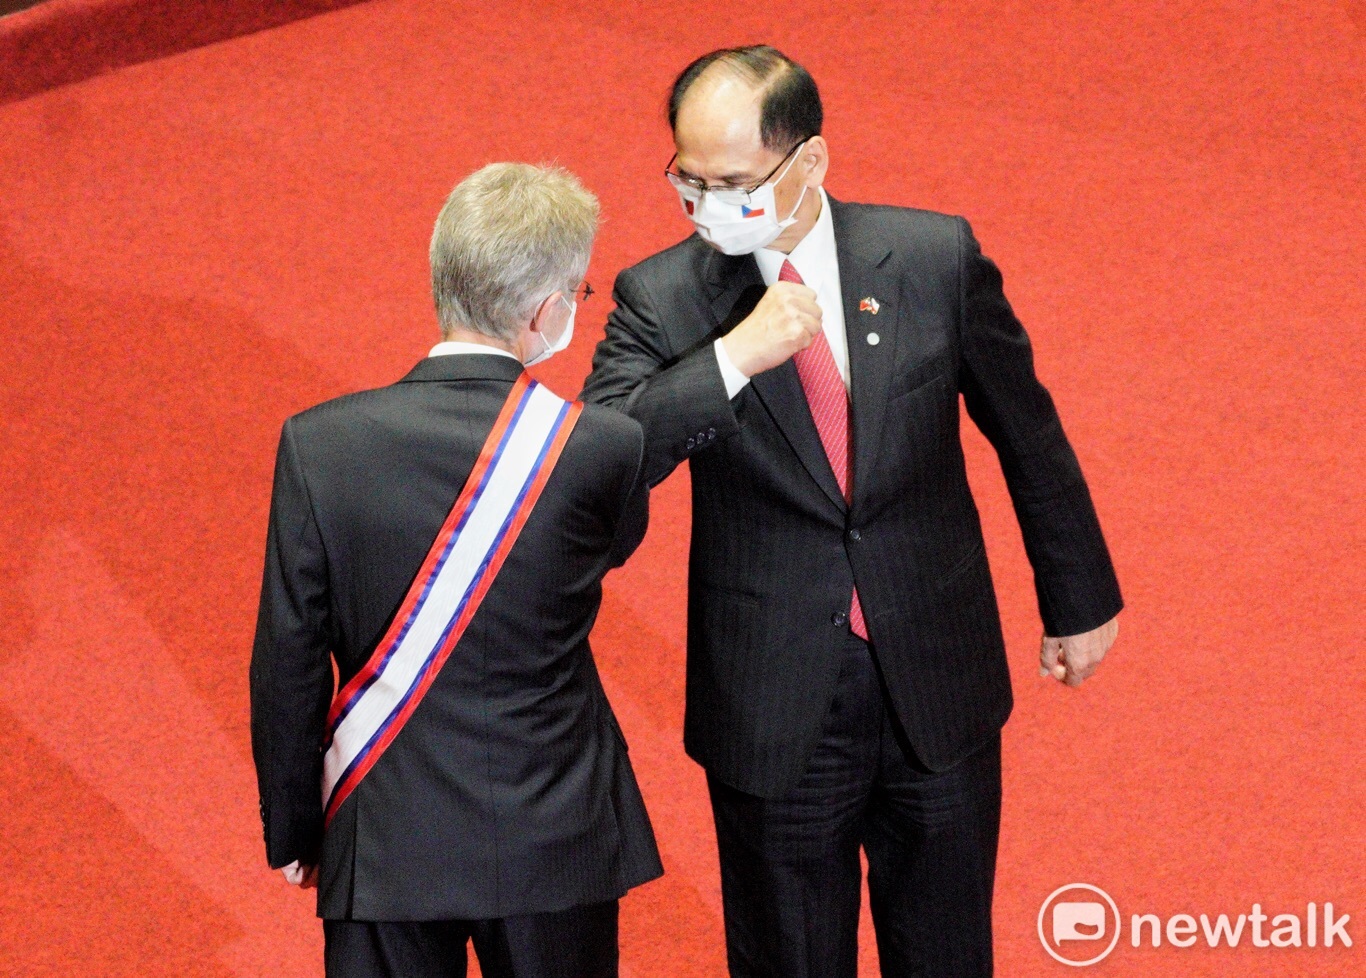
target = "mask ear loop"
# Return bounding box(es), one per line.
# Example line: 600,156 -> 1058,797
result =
522,291 -> 557,366
528,291 -> 556,331
525,289 -> 576,364
771,140 -> 810,224
552,293 -> 577,351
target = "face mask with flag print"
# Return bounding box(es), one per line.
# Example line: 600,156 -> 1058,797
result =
677,143 -> 809,256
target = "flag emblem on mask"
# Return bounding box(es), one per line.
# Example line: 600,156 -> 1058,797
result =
685,199 -> 695,215
741,205 -> 765,218
859,297 -> 881,315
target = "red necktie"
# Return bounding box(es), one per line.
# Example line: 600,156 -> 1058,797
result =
782,260 -> 868,640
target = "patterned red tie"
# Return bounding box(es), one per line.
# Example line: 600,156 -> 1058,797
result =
782,260 -> 868,640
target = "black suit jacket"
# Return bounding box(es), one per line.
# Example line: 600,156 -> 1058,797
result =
581,198 -> 1123,796
251,353 -> 662,921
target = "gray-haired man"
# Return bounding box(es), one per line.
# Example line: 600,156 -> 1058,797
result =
251,163 -> 661,978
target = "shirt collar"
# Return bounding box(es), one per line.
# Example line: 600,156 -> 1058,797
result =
753,187 -> 835,287
428,340 -> 521,361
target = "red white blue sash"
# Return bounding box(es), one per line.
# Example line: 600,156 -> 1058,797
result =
321,374 -> 582,825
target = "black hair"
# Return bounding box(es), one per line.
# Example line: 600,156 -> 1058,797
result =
667,45 -> 822,152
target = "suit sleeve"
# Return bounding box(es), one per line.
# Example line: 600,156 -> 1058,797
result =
581,265 -> 740,487
607,419 -> 650,569
249,418 -> 335,869
957,217 -> 1124,636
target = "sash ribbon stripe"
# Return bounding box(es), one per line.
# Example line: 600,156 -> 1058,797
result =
320,375 -> 581,825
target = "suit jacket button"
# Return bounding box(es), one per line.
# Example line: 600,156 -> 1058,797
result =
686,437 -> 696,449
848,528 -> 862,541
707,427 -> 716,439
831,611 -> 848,626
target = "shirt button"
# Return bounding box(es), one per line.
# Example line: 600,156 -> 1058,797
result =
831,611 -> 848,626
848,528 -> 862,541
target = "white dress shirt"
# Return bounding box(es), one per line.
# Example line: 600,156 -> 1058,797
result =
429,340 -> 521,360
713,187 -> 848,399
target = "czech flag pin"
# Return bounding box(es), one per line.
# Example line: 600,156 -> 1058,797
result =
859,296 -> 880,315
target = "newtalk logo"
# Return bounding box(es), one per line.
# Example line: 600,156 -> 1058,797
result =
1038,884 -> 1353,967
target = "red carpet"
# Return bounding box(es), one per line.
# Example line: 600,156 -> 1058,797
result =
0,2 -> 1362,976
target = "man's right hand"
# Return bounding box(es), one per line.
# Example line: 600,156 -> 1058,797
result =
720,281 -> 823,378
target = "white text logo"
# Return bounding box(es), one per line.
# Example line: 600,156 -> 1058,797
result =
1039,884 -> 1352,966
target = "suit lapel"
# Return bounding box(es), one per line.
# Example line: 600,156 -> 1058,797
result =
832,200 -> 898,510
706,249 -> 847,513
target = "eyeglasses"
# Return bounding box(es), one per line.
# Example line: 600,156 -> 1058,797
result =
537,281 -> 592,319
665,139 -> 809,206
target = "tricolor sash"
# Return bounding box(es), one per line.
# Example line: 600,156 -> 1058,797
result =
321,374 -> 582,825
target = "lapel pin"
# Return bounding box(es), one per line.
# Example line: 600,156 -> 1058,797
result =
866,332 -> 880,346
859,296 -> 880,315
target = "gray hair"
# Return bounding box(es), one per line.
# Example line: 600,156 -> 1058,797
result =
430,163 -> 599,342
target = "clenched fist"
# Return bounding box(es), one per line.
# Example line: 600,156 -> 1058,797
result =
1040,615 -> 1118,687
721,281 -> 823,378
281,860 -> 319,889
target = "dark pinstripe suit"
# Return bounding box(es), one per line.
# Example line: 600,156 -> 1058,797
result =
581,198 -> 1122,975
251,354 -> 662,958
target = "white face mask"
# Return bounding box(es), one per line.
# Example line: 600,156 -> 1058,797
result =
676,142 -> 809,256
523,294 -> 575,367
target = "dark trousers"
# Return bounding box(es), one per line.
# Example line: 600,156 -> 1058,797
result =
323,899 -> 618,978
708,635 -> 1002,978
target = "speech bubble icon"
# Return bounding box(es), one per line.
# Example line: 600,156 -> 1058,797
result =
1053,902 -> 1106,943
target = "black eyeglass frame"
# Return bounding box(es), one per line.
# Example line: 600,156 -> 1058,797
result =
664,138 -> 812,204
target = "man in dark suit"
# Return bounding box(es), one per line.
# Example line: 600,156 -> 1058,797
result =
581,47 -> 1122,977
251,162 -> 661,978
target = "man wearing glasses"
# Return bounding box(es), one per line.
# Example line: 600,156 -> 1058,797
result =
582,47 -> 1122,977
253,163 -> 660,978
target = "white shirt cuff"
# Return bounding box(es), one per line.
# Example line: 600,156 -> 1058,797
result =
714,338 -> 751,399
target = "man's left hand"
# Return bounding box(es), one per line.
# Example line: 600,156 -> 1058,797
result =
281,860 -> 319,889
1040,615 -> 1118,687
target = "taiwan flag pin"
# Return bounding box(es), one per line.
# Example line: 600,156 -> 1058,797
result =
859,296 -> 880,315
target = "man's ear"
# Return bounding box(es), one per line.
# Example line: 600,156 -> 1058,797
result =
526,293 -> 555,336
802,136 -> 829,187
